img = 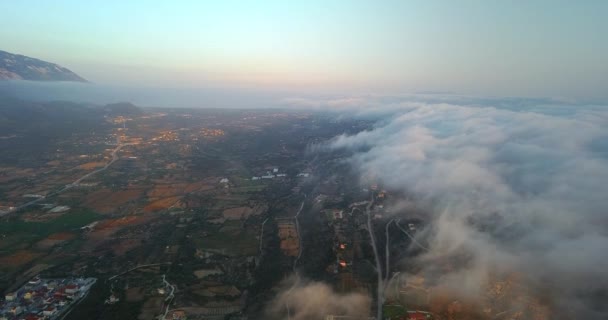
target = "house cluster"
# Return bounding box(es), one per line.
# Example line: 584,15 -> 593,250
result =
251,168 -> 287,180
0,277 -> 96,320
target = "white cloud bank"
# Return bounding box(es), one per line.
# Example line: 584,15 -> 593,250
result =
313,96 -> 608,319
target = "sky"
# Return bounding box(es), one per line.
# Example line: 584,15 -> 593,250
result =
1,0 -> 607,100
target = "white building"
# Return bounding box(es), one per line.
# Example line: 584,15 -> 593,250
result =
43,306 -> 57,317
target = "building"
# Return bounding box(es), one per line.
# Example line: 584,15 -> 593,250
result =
43,305 -> 57,317
405,311 -> 429,320
171,310 -> 187,320
65,284 -> 79,294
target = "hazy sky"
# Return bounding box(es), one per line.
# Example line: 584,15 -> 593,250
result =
1,1 -> 607,99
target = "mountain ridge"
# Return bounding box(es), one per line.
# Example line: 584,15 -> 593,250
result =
0,50 -> 87,82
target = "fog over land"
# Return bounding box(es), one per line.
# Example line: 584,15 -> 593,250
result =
301,96 -> 608,318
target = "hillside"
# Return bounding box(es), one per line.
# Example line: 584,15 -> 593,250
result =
0,50 -> 86,82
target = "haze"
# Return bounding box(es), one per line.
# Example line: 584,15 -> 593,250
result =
2,0 -> 607,100
1,2 -> 608,320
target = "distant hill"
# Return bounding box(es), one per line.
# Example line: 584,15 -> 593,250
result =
103,102 -> 143,116
0,50 -> 86,82
0,95 -> 143,136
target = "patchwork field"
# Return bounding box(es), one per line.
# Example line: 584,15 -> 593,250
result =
143,196 -> 183,212
84,188 -> 145,214
277,221 -> 299,257
0,250 -> 42,271
76,161 -> 107,170
194,221 -> 258,256
36,232 -> 76,249
221,203 -> 266,220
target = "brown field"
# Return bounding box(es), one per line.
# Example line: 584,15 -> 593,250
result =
88,215 -> 153,240
280,238 -> 299,256
143,196 -> 182,212
84,188 -> 145,214
77,161 -> 106,170
147,182 -> 214,198
112,238 -> 142,255
277,221 -> 299,256
48,232 -> 76,240
96,216 -> 148,230
22,212 -> 63,222
138,297 -> 164,320
0,250 -> 41,269
36,232 -> 76,249
222,203 -> 266,220
126,287 -> 145,302
222,207 -> 253,220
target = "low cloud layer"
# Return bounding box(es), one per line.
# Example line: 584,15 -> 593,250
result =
266,277 -> 371,320
320,96 -> 608,319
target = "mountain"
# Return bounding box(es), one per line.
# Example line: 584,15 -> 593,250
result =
0,50 -> 86,82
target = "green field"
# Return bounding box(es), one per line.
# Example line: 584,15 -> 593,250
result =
194,220 -> 258,256
383,304 -> 407,318
0,209 -> 99,236
0,208 -> 99,253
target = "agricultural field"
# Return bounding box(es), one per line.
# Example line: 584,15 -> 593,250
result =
84,188 -> 145,214
192,220 -> 259,257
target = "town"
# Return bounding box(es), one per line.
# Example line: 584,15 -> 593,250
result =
1,276 -> 96,320
0,102 -> 549,320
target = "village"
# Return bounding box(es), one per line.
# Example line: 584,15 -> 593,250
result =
0,276 -> 96,320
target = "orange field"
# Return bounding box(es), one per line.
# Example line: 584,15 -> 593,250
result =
147,182 -> 213,198
48,232 -> 76,241
277,221 -> 299,256
95,215 -> 149,230
84,188 -> 144,214
143,196 -> 182,212
111,238 -> 142,255
77,161 -> 106,170
0,250 -> 41,268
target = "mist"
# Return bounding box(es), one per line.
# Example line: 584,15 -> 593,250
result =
316,97 -> 608,319
266,277 -> 371,320
0,80 -> 289,109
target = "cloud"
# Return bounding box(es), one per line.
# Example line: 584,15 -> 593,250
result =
319,97 -> 608,319
266,277 -> 371,320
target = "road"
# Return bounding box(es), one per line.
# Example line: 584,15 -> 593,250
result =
72,142 -> 134,185
108,262 -> 171,281
285,195 -> 307,320
8,142 -> 134,214
395,219 -> 429,251
259,217 -> 269,254
385,219 -> 395,282
159,274 -> 176,320
293,196 -> 306,270
364,193 -> 384,320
